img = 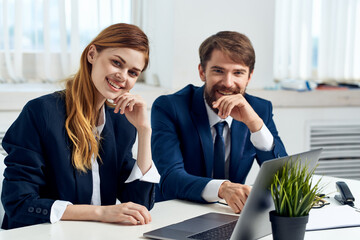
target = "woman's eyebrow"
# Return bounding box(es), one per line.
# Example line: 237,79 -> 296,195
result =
114,54 -> 142,72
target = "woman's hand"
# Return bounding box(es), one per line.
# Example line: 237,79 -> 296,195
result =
113,92 -> 152,175
62,202 -> 152,225
97,202 -> 152,225
113,93 -> 150,130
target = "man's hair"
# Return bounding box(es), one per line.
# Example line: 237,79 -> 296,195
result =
199,31 -> 255,74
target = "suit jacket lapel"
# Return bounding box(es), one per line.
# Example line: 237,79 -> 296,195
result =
98,107 -> 118,205
190,86 -> 214,177
229,120 -> 249,181
74,167 -> 93,204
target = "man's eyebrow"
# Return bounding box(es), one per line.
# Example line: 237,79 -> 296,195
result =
235,68 -> 247,73
210,66 -> 224,70
114,54 -> 142,72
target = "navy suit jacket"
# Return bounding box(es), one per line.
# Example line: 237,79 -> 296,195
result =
1,92 -> 155,229
151,84 -> 287,203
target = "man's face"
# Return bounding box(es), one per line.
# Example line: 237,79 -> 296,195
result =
199,49 -> 253,113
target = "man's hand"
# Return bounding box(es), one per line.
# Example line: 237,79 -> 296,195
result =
212,94 -> 263,132
218,181 -> 251,213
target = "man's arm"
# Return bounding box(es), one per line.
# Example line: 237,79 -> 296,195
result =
213,93 -> 287,162
151,96 -> 211,203
212,94 -> 287,212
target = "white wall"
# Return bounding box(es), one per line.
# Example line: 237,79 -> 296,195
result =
142,0 -> 276,90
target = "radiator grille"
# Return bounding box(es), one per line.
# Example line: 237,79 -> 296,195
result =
309,124 -> 360,180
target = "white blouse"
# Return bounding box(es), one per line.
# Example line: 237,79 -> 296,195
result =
50,106 -> 160,223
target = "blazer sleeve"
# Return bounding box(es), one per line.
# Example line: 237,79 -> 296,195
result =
110,113 -> 155,210
254,101 -> 287,164
1,100 -> 55,228
151,96 -> 211,203
116,143 -> 155,210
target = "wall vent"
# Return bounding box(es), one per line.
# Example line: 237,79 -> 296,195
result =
308,122 -> 360,180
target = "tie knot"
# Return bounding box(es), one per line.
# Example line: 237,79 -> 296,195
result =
214,121 -> 226,136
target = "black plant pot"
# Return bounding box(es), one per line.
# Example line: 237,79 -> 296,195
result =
269,210 -> 309,240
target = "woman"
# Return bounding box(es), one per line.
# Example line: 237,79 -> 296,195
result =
1,23 -> 159,230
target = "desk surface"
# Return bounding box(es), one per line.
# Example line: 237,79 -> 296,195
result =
1,175 -> 360,240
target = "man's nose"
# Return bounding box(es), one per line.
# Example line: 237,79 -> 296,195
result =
223,73 -> 234,88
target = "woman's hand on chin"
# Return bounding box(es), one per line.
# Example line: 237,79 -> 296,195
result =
113,93 -> 150,130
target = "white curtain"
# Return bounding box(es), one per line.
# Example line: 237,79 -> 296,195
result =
0,0 -> 132,84
274,0 -> 314,81
318,0 -> 360,82
274,0 -> 360,83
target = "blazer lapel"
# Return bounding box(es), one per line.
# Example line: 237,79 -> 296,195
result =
98,108 -> 118,205
190,86 -> 214,177
229,120 -> 249,181
74,168 -> 93,204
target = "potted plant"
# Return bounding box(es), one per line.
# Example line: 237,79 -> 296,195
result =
269,159 -> 323,240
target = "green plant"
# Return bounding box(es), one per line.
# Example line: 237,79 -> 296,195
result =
270,158 -> 323,217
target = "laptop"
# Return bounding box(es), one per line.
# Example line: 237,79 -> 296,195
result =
143,149 -> 322,240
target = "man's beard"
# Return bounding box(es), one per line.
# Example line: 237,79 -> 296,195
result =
204,82 -> 245,114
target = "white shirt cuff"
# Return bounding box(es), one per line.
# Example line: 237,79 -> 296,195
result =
201,179 -> 226,202
125,161 -> 160,184
50,200 -> 73,223
250,124 -> 274,151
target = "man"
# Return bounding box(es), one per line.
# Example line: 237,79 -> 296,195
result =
151,31 -> 287,213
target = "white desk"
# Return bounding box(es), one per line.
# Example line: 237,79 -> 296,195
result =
0,176 -> 359,240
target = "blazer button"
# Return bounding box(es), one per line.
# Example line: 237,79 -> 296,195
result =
28,207 -> 34,213
42,209 -> 48,215
36,208 -> 42,214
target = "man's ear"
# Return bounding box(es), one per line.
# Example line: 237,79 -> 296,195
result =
198,64 -> 206,82
87,45 -> 97,64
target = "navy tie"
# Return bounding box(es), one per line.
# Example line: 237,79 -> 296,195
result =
213,122 -> 226,179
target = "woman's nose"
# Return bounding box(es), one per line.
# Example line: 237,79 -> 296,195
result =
115,71 -> 125,82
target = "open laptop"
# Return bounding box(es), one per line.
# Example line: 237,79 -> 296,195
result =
143,149 -> 322,240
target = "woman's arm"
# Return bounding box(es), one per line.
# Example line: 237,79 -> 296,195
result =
61,202 -> 151,225
113,93 -> 152,174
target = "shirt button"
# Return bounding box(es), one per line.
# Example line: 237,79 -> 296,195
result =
28,207 -> 34,213
42,209 -> 48,215
36,208 -> 42,214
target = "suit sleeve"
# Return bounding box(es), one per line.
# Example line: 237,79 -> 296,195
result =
1,101 -> 54,228
151,96 -> 211,203
254,101 -> 287,164
116,125 -> 155,210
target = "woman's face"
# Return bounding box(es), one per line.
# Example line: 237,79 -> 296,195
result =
87,46 -> 145,107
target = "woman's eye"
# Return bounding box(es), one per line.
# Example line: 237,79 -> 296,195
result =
112,60 -> 121,66
129,71 -> 138,77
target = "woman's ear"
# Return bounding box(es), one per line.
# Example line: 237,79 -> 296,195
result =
87,45 -> 97,64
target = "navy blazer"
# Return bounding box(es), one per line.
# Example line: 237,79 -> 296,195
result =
1,92 -> 155,229
151,84 -> 287,202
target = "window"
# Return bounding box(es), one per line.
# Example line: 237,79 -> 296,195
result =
274,0 -> 360,85
0,0 -> 132,83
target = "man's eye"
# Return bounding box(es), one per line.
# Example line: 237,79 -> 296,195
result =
234,71 -> 245,75
214,69 -> 223,73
